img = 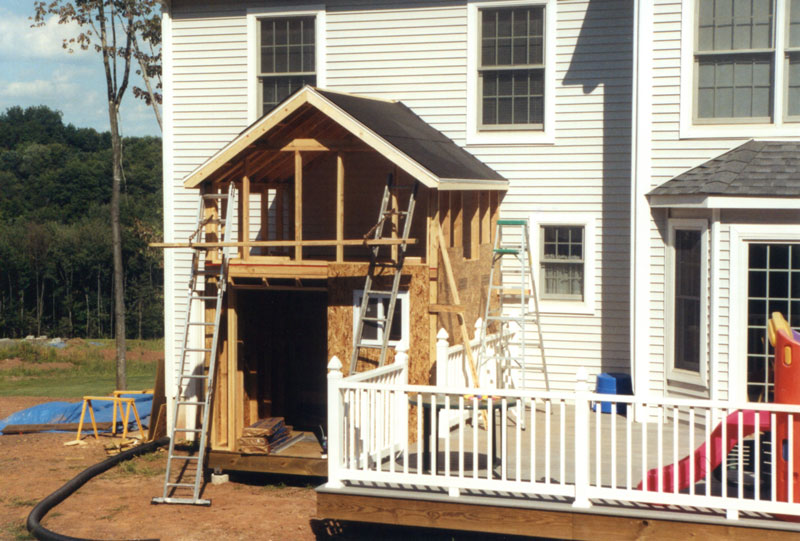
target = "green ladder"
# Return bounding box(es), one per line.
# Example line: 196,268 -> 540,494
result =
477,218 -> 548,391
152,182 -> 234,506
349,174 -> 417,375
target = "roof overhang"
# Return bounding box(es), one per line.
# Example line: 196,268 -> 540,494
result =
182,86 -> 508,191
649,194 -> 800,209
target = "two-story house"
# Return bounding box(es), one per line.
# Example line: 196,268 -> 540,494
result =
158,0 -> 800,536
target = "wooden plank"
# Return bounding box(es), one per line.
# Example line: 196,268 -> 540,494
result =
261,185 -> 270,254
242,163 -> 251,261
151,238 -> 419,248
207,450 -> 327,476
451,192 -> 462,249
2,422 -> 114,434
336,152 -> 344,262
480,191 -> 490,245
439,191 -> 451,248
468,192 -> 479,259
435,225 -> 479,389
147,356 -> 166,442
276,184 -> 285,254
317,492 -> 800,541
391,165 -> 399,262
294,150 -> 303,261
428,304 -> 464,313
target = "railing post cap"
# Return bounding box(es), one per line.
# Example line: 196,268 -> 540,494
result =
437,328 -> 449,341
576,367 -> 588,382
328,356 -> 343,372
396,343 -> 408,354
474,317 -> 483,330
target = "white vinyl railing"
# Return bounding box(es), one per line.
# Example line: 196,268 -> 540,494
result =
326,364 -> 800,524
436,320 -> 503,388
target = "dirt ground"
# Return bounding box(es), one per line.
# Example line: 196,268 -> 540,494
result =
0,397 -> 535,541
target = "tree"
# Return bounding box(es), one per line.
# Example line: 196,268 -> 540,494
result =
34,0 -> 161,390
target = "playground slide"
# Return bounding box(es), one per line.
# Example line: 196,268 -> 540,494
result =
637,410 -> 771,493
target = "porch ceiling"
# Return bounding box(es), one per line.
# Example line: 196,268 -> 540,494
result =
183,86 -> 508,191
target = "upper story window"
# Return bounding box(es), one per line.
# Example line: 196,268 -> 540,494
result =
479,6 -> 545,128
691,0 -> 799,125
466,1 -> 555,145
258,17 -> 317,115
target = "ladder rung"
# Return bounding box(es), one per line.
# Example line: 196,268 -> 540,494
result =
168,456 -> 200,462
152,497 -> 211,506
354,342 -> 378,349
494,248 -> 521,255
180,374 -> 209,380
361,316 -> 386,323
177,401 -> 207,406
189,296 -> 218,301
184,348 -> 212,353
173,428 -> 203,433
187,322 -> 216,326
362,289 -> 395,296
497,219 -> 528,226
203,194 -> 229,200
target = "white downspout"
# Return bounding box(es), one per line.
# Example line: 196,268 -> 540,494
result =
631,0 -> 654,421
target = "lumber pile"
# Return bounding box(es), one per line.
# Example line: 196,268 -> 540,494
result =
238,417 -> 290,454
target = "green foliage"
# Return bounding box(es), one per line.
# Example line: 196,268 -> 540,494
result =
0,105 -> 163,339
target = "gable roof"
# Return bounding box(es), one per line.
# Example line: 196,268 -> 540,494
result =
649,140 -> 800,198
183,86 -> 507,191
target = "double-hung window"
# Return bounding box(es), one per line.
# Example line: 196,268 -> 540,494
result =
257,16 -> 317,116
479,6 -> 545,128
690,0 -> 799,125
541,225 -> 584,301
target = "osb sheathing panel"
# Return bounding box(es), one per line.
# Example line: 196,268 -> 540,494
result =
436,243 -> 493,349
328,262 -> 431,441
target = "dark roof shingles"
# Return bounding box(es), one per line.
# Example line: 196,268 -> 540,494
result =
649,141 -> 800,197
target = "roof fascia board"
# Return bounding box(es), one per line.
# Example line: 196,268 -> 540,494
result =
649,194 -> 800,209
183,88 -> 315,189
437,178 -> 508,191
304,90 -> 440,188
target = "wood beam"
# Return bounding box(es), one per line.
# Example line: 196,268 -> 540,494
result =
336,152 -> 345,262
480,191 -> 490,244
468,192 -> 479,260
451,192 -> 463,250
242,159 -> 251,261
391,166 -> 399,262
294,151 -> 303,261
276,185 -> 285,254
151,238 -> 420,249
439,191 -> 451,250
261,185 -> 270,256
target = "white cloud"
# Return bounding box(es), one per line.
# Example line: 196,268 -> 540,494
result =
0,9 -> 91,61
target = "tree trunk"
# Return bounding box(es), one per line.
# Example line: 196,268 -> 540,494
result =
109,103 -> 127,390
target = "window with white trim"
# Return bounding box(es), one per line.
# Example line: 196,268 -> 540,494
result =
667,220 -> 708,385
540,225 -> 584,300
530,213 -> 596,315
258,16 -> 316,115
353,291 -> 410,348
692,0 -> 799,124
479,6 -> 545,128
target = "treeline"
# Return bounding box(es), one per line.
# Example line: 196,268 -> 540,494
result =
0,106 -> 163,339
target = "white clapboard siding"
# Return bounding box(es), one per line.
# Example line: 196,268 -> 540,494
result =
164,0 -> 634,394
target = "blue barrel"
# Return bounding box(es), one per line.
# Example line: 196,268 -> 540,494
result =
594,372 -> 632,415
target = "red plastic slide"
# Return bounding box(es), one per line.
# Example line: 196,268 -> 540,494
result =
637,410 -> 771,493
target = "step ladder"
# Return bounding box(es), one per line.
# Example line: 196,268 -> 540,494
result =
349,174 -> 417,374
477,218 -> 548,392
153,182 -> 234,506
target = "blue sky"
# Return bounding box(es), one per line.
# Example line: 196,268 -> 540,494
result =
0,0 -> 161,137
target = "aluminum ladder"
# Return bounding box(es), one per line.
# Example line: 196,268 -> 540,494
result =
153,182 -> 234,506
477,218 -> 548,392
349,174 -> 417,374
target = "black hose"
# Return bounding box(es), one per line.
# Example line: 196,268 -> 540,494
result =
27,437 -> 170,541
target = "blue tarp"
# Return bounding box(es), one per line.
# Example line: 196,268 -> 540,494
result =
0,394 -> 152,434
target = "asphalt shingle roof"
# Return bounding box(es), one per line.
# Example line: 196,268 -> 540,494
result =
649,140 -> 800,197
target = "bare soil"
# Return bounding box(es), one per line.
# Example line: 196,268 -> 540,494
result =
0,397 -> 531,541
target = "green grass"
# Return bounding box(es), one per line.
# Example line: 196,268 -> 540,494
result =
111,452 -> 165,478
0,339 -> 160,397
7,498 -> 38,508
4,521 -> 34,540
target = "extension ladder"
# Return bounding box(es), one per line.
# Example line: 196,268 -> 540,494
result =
153,182 -> 234,506
477,218 -> 548,391
349,174 -> 417,374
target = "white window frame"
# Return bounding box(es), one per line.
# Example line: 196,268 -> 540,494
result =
352,290 -> 410,349
466,0 -> 556,146
529,212 -> 596,315
680,0 -> 799,138
247,5 -> 327,124
729,224 -> 800,402
666,219 -> 709,387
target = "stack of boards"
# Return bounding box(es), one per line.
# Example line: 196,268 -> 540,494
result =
238,417 -> 291,454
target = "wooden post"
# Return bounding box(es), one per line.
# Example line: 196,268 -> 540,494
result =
276,184 -> 285,253
490,191 -> 499,245
439,191 -> 451,248
391,166 -> 399,262
451,192 -> 463,251
242,161 -> 251,261
336,152 -> 344,262
480,192 -> 490,244
227,287 -> 241,450
261,185 -> 270,255
294,151 -> 303,261
468,192 -> 479,259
